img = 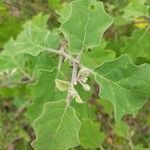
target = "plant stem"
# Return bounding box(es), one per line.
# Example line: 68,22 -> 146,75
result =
57,44 -> 65,72
46,48 -> 61,55
66,56 -> 79,104
71,59 -> 78,85
128,130 -> 134,150
47,47 -> 94,104
46,48 -> 93,73
0,79 -> 34,88
128,137 -> 134,150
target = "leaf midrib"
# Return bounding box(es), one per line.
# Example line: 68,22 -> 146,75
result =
50,104 -> 69,144
96,73 -> 138,96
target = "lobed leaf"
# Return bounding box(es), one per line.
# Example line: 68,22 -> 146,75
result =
3,13 -> 59,57
123,0 -> 149,21
0,14 -> 59,76
57,3 -> 71,24
122,29 -> 150,62
61,0 -> 113,54
32,100 -> 81,150
27,69 -> 66,122
95,55 -> 150,121
81,41 -> 116,69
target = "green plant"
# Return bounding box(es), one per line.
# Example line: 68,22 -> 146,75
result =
0,0 -> 150,149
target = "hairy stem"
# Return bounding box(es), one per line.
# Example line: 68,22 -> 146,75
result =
71,59 -> 78,85
66,56 -> 79,104
66,50 -> 84,104
47,47 -> 94,104
46,48 -> 93,73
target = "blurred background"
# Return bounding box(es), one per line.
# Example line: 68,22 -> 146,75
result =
0,0 -> 150,150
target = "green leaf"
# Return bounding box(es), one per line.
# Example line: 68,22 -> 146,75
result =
57,3 -> 71,23
0,1 -> 7,12
98,98 -> 113,115
0,17 -> 23,48
3,13 -> 59,57
55,79 -> 71,91
32,101 -> 81,150
122,29 -> 150,62
123,0 -> 149,21
27,69 -> 66,122
72,101 -> 96,121
0,54 -> 20,72
133,144 -> 145,150
95,55 -> 150,121
48,0 -> 61,9
75,82 -> 93,103
24,13 -> 49,29
79,119 -> 105,149
0,53 -> 30,83
33,53 -> 58,75
61,0 -> 113,54
114,121 -> 130,138
81,41 -> 116,69
0,13 -> 60,76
